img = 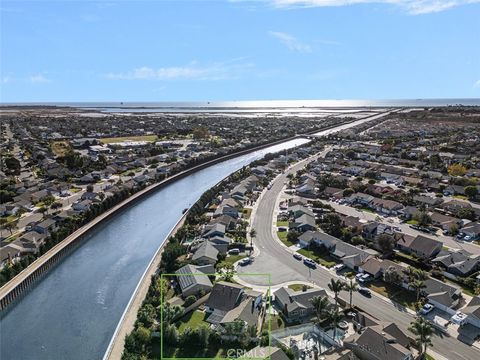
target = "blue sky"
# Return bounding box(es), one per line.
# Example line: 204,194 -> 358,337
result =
1,0 -> 479,102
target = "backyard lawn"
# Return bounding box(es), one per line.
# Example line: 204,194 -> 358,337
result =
176,310 -> 209,332
276,221 -> 289,227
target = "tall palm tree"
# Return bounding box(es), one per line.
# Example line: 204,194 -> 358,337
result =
409,317 -> 433,358
328,279 -> 345,308
344,279 -> 358,309
310,295 -> 330,324
410,279 -> 426,302
327,309 -> 343,343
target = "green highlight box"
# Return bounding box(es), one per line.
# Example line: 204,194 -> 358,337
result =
160,272 -> 272,360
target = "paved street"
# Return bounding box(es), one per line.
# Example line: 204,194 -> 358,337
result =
237,151 -> 480,360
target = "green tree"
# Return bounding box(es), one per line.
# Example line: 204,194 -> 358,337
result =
327,309 -> 343,343
310,295 -> 330,324
328,278 -> 345,308
377,234 -> 395,256
409,317 -> 433,358
413,211 -> 432,227
344,279 -> 358,309
410,279 -> 427,302
465,186 -> 478,199
384,266 -> 402,285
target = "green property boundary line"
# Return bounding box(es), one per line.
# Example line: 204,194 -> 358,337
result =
161,272 -> 272,360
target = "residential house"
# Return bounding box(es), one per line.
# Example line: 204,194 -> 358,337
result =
432,250 -> 480,277
413,195 -> 443,208
204,281 -> 245,322
462,222 -> 480,240
396,234 -> 442,259
344,325 -> 413,360
430,212 -> 462,231
175,264 -> 214,298
33,218 -> 58,234
192,241 -> 219,265
274,286 -> 329,323
289,214 -> 316,233
330,242 -> 377,270
422,278 -> 462,314
371,198 -> 404,216
297,230 -> 339,249
214,198 -> 240,219
288,204 -> 315,219
463,296 -> 480,329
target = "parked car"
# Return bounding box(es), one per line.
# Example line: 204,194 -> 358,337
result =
451,311 -> 467,325
456,233 -> 465,240
358,274 -> 371,283
358,288 -> 371,297
419,303 -> 435,315
303,258 -> 317,268
464,235 -> 473,241
228,248 -> 240,255
239,257 -> 253,266
333,264 -> 345,272
293,253 -> 303,261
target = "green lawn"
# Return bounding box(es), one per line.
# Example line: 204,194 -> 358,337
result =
407,219 -> 419,225
277,231 -> 296,247
99,135 -> 158,144
270,315 -> 285,331
453,195 -> 468,200
298,248 -> 337,268
367,280 -> 417,310
288,284 -> 311,291
242,208 -> 252,220
276,220 -> 289,227
176,310 -> 209,332
218,254 -> 246,268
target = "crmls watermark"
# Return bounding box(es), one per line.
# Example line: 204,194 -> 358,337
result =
226,347 -> 271,359
226,348 -> 247,358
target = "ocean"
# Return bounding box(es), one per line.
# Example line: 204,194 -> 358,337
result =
1,98 -> 479,113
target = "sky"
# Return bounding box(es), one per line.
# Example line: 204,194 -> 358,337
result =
1,0 -> 479,102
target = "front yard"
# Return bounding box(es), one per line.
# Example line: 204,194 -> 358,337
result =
367,280 -> 417,310
298,248 -> 338,268
277,231 -> 296,247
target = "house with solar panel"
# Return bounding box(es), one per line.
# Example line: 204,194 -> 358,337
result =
204,281 -> 264,332
175,264 -> 214,298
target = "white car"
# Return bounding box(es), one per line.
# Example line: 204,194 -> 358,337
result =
333,264 -> 345,272
451,311 -> 467,325
420,303 -> 434,315
464,235 -> 472,241
358,274 -> 371,283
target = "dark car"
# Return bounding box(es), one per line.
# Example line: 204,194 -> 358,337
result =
303,258 -> 317,268
293,253 -> 303,260
358,288 -> 372,297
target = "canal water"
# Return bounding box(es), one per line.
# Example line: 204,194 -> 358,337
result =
0,139 -> 309,360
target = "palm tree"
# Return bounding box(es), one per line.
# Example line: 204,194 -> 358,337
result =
310,295 -> 330,324
409,317 -> 433,358
328,279 -> 345,308
344,279 -> 358,309
327,309 -> 343,343
410,279 -> 426,302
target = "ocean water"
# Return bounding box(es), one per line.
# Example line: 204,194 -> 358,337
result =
1,98 -> 479,113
